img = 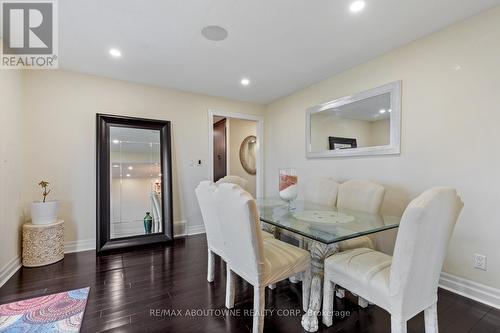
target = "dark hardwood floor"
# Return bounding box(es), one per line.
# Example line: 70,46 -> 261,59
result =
1,235 -> 499,332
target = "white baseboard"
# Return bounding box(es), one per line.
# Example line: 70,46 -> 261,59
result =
173,220 -> 187,238
64,239 -> 96,253
186,224 -> 205,236
173,221 -> 205,237
439,272 -> 500,309
0,256 -> 21,288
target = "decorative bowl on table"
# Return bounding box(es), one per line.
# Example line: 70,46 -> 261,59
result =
293,210 -> 355,232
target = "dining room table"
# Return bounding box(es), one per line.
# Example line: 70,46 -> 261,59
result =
256,198 -> 402,332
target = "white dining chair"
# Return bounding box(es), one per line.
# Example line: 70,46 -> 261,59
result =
149,191 -> 162,233
216,175 -> 249,191
216,175 -> 276,245
303,177 -> 339,207
214,183 -> 311,333
322,187 -> 463,333
284,177 -> 339,254
336,179 -> 385,251
335,179 -> 385,304
195,181 -> 273,283
337,179 -> 385,215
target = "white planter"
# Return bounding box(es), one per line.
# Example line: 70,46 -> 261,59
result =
31,201 -> 60,225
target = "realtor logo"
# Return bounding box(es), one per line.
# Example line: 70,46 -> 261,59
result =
1,0 -> 58,69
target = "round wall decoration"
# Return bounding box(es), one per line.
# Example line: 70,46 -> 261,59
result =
239,135 -> 257,175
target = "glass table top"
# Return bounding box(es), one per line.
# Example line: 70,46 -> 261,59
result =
256,198 -> 401,245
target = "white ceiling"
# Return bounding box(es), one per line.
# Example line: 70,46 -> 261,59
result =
59,0 -> 500,104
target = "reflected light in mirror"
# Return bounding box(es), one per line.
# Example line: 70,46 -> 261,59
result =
350,0 -> 365,13
309,92 -> 391,152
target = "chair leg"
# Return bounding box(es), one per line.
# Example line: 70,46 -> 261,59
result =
225,266 -> 235,309
322,277 -> 335,327
298,237 -> 304,249
424,302 -> 438,333
358,297 -> 369,308
336,288 -> 345,299
289,273 -> 301,283
253,285 -> 265,333
302,266 -> 312,312
391,316 -> 407,333
207,250 -> 215,282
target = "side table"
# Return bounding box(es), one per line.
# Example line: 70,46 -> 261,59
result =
22,219 -> 64,267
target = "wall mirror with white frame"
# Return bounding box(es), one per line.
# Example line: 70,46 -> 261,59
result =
306,81 -> 401,158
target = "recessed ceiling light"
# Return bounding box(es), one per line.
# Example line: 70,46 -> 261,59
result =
241,78 -> 250,86
350,0 -> 366,13
126,174 -> 131,177
379,109 -> 386,114
113,164 -> 120,168
201,26 -> 228,41
388,109 -> 392,113
128,166 -> 133,170
112,139 -> 120,144
109,48 -> 122,58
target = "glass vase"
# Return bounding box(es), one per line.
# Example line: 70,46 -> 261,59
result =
279,168 -> 298,209
144,212 -> 153,234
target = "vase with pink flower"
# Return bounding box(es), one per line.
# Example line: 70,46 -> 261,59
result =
279,168 -> 298,209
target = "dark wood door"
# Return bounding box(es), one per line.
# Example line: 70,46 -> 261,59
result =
213,119 -> 227,182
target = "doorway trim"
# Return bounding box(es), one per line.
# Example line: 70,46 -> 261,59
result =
208,110 -> 264,198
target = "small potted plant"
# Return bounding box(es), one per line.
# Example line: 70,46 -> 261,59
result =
31,180 -> 60,225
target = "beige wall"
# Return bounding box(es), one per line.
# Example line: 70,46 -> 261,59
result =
22,70 -> 264,244
227,118 -> 257,197
0,71 -> 25,280
311,114 -> 371,151
265,7 -> 500,289
369,119 -> 390,146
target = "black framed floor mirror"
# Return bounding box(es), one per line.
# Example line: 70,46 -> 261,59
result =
96,114 -> 173,254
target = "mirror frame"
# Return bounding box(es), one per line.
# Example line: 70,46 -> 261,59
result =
306,81 -> 401,158
96,114 -> 174,254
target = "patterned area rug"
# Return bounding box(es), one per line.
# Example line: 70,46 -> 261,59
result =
0,287 -> 89,332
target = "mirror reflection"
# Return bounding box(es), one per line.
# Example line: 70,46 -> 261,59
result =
110,127 -> 162,239
310,92 -> 391,152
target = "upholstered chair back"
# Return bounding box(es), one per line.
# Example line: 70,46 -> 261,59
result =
337,179 -> 385,214
195,181 -> 225,257
216,175 -> 249,192
389,187 -> 463,319
303,177 -> 339,207
214,183 -> 265,285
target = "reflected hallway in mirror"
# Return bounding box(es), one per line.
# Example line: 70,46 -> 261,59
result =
110,127 -> 162,239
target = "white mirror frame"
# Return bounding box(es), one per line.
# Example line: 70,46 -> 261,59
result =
306,81 -> 401,158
